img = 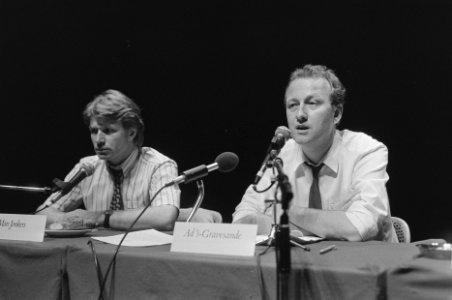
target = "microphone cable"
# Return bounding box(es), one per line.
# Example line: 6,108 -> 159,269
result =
252,168 -> 277,193
92,183 -> 168,300
89,153 -> 238,299
256,243 -> 273,300
254,185 -> 282,300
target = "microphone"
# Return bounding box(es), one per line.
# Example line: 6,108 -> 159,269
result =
166,152 -> 239,186
48,163 -> 95,205
253,126 -> 291,185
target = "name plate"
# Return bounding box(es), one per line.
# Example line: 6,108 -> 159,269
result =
0,214 -> 46,242
170,222 -> 258,257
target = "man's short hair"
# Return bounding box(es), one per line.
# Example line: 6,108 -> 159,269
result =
83,89 -> 145,146
288,64 -> 346,107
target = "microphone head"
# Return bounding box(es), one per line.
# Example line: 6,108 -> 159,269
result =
215,152 -> 239,173
80,163 -> 95,176
275,126 -> 291,140
273,126 -> 291,149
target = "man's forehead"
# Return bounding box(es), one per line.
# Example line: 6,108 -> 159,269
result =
89,118 -> 121,128
286,77 -> 332,94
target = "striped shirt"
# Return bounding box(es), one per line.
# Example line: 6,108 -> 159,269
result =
44,147 -> 180,211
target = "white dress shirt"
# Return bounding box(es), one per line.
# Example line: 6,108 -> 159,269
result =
233,129 -> 396,242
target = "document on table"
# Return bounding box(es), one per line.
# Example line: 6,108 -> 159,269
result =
256,234 -> 324,245
92,229 -> 173,247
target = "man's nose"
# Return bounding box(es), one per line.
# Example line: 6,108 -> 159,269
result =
296,105 -> 307,123
95,132 -> 105,146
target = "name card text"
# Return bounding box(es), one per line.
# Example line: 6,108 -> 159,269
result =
0,214 -> 46,242
171,222 -> 257,257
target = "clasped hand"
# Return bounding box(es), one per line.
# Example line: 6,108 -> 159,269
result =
53,209 -> 103,229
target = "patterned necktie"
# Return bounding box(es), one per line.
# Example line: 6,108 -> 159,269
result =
307,163 -> 323,209
110,168 -> 124,210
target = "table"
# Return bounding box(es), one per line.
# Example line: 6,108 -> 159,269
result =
388,254 -> 452,299
0,237 -> 68,299
0,230 -> 450,300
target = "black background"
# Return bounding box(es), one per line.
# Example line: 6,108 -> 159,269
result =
1,1 -> 451,241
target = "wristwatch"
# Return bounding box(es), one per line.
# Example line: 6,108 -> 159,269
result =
104,210 -> 113,228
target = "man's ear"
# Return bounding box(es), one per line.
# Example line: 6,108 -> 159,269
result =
334,104 -> 344,125
128,127 -> 137,141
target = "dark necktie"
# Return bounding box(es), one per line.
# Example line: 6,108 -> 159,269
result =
110,168 -> 124,210
307,163 -> 323,209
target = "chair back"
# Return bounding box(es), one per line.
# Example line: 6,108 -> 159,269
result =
391,216 -> 411,243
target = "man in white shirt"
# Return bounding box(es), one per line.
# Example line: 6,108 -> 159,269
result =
233,65 -> 396,242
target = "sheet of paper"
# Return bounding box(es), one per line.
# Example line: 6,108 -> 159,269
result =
91,229 -> 173,247
293,236 -> 324,242
256,234 -> 324,245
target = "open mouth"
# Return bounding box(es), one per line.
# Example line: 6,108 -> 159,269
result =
96,149 -> 110,154
295,124 -> 309,130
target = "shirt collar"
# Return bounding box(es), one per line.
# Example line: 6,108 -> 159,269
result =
295,130 -> 341,178
321,130 -> 341,176
107,147 -> 140,177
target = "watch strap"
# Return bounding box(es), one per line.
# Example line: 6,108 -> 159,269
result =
104,210 -> 113,228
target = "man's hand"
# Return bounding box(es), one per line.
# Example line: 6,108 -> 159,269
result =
233,213 -> 273,235
178,208 -> 223,223
54,209 -> 103,229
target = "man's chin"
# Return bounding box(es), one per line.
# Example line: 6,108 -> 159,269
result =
96,153 -> 110,160
292,135 -> 311,146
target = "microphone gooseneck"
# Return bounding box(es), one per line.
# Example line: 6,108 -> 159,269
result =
166,152 -> 239,186
253,126 -> 291,186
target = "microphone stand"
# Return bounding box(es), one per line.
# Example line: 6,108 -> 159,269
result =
0,181 -> 68,214
0,184 -> 54,194
186,180 -> 205,222
273,157 -> 293,300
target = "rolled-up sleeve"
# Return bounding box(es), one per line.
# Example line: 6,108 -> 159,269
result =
345,144 -> 390,241
232,168 -> 275,222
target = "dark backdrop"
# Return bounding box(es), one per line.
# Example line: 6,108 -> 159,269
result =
1,1 -> 451,241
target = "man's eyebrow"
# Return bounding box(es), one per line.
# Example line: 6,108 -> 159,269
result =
287,95 -> 315,102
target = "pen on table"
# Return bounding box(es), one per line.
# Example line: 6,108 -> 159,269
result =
290,240 -> 311,251
319,245 -> 337,254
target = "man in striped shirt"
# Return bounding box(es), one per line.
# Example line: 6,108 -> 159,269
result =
37,90 -> 181,231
